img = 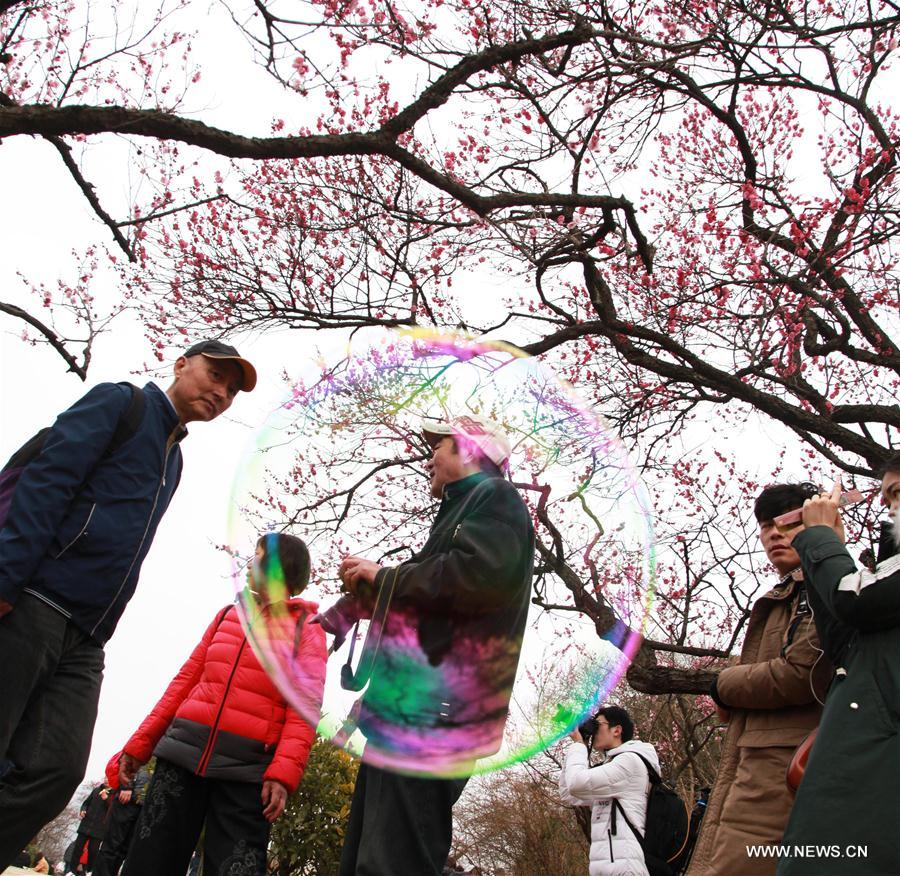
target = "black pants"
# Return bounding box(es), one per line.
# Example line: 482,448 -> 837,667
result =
0,594 -> 105,869
339,763 -> 468,876
68,833 -> 103,872
93,798 -> 141,876
120,758 -> 271,876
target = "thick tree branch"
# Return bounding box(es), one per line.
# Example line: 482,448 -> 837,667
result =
627,647 -> 719,695
0,301 -> 87,379
0,24 -> 594,153
378,23 -> 597,139
0,104 -> 388,157
509,258 -> 897,471
0,92 -> 134,260
641,638 -> 730,659
46,135 -> 135,260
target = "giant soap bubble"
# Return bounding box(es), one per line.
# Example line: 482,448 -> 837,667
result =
229,328 -> 654,777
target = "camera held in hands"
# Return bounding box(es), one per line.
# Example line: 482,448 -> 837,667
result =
315,595 -> 363,649
578,716 -> 598,743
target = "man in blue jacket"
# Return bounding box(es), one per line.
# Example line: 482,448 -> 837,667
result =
0,339 -> 256,868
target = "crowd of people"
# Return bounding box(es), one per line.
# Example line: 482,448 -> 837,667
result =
556,463 -> 900,876
0,337 -> 897,875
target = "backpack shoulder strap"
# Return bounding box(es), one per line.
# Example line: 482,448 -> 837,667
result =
292,610 -> 310,659
214,605 -> 232,630
3,428 -> 53,471
2,384 -> 145,473
609,750 -> 660,784
630,751 -> 662,785
608,750 -> 658,846
611,797 -> 645,846
109,383 -> 145,453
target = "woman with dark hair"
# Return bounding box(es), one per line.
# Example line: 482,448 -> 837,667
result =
117,533 -> 327,876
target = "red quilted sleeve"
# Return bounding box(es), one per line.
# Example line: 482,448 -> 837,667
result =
263,617 -> 327,792
105,751 -> 122,790
123,608 -> 227,762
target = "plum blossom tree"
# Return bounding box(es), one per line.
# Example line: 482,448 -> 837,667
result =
1,0 -> 897,693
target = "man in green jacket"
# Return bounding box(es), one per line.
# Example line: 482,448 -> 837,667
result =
317,415 -> 535,876
777,456 -> 900,875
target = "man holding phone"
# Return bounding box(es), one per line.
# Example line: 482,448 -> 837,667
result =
686,483 -> 831,876
777,458 -> 900,875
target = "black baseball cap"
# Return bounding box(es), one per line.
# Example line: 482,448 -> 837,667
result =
184,340 -> 257,392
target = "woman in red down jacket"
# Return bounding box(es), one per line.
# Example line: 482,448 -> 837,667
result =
118,533 -> 327,876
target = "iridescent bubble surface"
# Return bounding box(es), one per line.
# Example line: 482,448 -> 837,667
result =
229,328 -> 655,776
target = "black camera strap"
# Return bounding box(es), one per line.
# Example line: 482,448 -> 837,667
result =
340,566 -> 401,692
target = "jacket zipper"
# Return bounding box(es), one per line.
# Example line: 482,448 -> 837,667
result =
90,438 -> 177,638
197,638 -> 247,776
54,503 -> 96,558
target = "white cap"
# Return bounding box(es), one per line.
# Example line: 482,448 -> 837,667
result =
422,415 -> 512,468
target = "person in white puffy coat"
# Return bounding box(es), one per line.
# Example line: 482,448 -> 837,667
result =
559,705 -> 659,876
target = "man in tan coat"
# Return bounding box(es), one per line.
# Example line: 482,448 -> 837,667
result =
686,484 -> 831,876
